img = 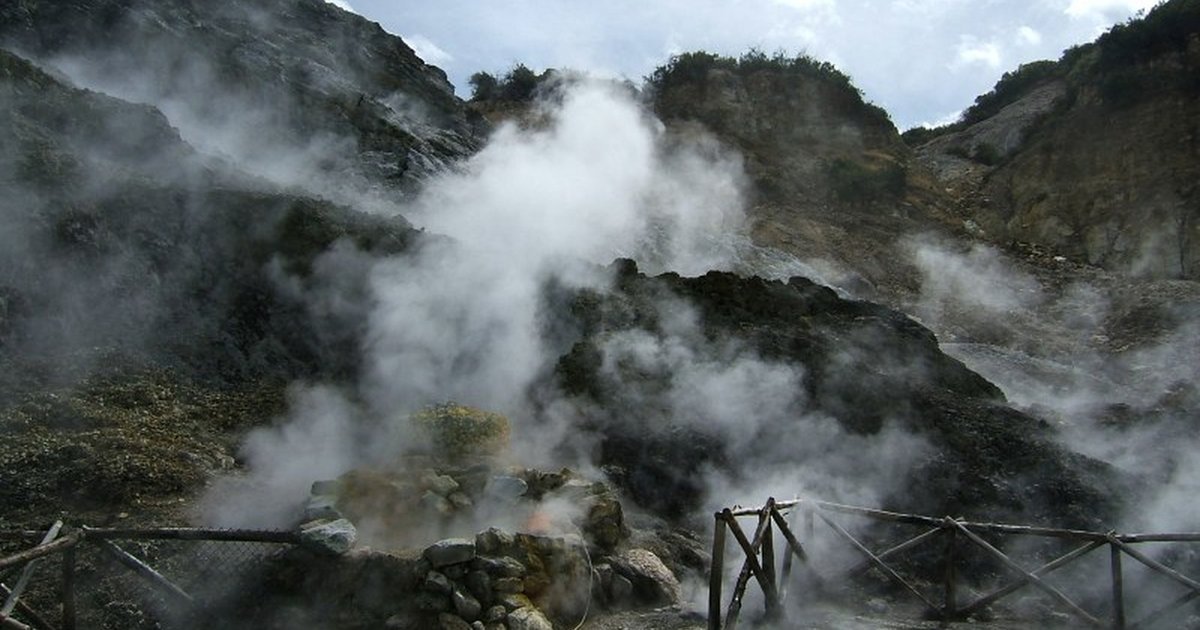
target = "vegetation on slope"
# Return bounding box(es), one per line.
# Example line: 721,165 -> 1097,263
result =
903,0 -> 1200,145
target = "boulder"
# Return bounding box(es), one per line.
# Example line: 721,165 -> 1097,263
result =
297,518 -> 357,556
611,549 -> 681,605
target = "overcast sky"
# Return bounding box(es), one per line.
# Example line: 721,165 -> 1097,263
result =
330,0 -> 1159,129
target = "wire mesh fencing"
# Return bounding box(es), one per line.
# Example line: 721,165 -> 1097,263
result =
1,527 -> 300,630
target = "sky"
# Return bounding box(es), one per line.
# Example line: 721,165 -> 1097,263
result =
329,0 -> 1160,129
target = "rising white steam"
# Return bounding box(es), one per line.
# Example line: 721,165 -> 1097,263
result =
206,80 -> 752,526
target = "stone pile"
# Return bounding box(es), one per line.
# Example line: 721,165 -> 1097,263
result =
387,527 -> 682,629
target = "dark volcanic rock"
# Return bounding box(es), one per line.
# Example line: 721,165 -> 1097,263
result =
546,260 -> 1123,527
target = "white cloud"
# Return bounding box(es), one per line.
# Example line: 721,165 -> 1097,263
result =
1065,0 -> 1158,19
1016,25 -> 1042,46
404,33 -> 454,66
952,36 -> 1002,69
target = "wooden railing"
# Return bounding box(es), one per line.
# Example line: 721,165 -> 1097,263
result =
709,498 -> 1200,629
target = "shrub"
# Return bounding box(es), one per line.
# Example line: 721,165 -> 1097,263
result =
468,71 -> 498,101
409,402 -> 511,459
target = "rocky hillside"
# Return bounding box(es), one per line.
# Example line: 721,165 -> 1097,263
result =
0,0 -> 483,195
910,0 -> 1200,280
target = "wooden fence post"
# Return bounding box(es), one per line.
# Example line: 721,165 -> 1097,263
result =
1110,540 -> 1125,630
944,520 -> 957,619
762,514 -> 778,619
709,513 -> 726,630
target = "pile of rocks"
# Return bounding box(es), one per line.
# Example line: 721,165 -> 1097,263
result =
390,527 -> 683,630
277,460 -> 689,629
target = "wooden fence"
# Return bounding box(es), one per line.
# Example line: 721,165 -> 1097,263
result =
0,524 -> 300,630
709,498 -> 1200,629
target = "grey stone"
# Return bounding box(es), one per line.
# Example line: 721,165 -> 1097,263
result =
438,612 -> 472,630
485,624 -> 505,630
475,527 -> 515,555
303,494 -> 341,521
425,538 -> 477,567
424,570 -> 454,595
453,588 -> 483,621
507,607 -> 553,630
493,577 -> 524,594
297,518 -> 356,556
444,564 -> 467,580
611,548 -> 681,605
474,555 -> 525,577
471,622 -> 485,630
485,605 -> 507,622
466,570 -> 492,601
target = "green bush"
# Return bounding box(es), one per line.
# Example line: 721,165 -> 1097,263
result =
468,71 -> 498,101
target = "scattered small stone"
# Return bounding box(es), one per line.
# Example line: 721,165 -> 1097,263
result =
425,538 -> 477,567
866,597 -> 888,614
445,564 -> 467,580
471,622 -> 485,630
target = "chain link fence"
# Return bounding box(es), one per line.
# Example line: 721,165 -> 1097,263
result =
1,527 -> 299,630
